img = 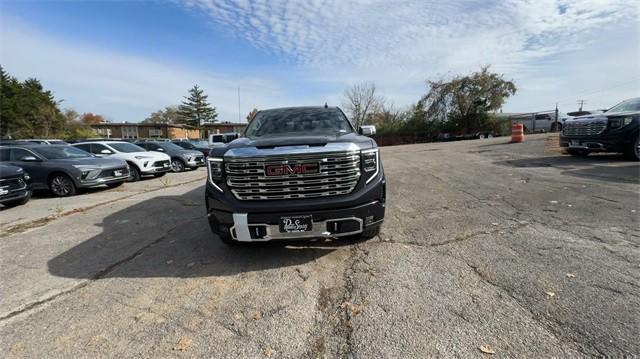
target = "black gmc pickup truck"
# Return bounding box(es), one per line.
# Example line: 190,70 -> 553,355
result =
560,97 -> 639,160
205,106 -> 385,244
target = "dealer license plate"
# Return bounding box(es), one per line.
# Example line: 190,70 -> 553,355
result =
279,215 -> 313,233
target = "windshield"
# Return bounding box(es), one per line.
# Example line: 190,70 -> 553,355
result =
606,98 -> 640,113
109,142 -> 146,153
174,141 -> 195,149
191,140 -> 210,147
245,108 -> 353,138
158,142 -> 187,151
33,146 -> 92,159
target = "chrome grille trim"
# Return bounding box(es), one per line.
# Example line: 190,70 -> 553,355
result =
563,121 -> 607,136
225,151 -> 361,200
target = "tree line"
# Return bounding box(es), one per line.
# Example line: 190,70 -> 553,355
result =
0,66 -> 100,139
341,66 -> 517,139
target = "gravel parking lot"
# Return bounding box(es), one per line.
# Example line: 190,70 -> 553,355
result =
1,134 -> 638,357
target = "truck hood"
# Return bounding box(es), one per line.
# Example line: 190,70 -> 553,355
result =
220,134 -> 375,158
570,110 -> 639,122
50,157 -> 127,168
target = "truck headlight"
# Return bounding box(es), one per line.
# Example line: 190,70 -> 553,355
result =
361,148 -> 379,184
207,157 -> 224,192
609,116 -> 635,129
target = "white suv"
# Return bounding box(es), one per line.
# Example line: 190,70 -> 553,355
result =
72,141 -> 171,181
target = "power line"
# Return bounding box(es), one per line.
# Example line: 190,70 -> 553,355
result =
576,99 -> 587,111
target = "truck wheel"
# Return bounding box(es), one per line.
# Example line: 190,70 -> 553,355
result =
360,225 -> 381,239
567,149 -> 589,157
218,232 -> 239,246
624,135 -> 640,161
49,173 -> 76,197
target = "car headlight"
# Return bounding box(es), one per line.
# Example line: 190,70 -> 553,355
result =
207,157 -> 224,192
73,165 -> 102,180
361,148 -> 379,184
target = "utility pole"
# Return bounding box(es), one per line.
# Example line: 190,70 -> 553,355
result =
577,99 -> 587,111
237,86 -> 241,123
554,102 -> 559,132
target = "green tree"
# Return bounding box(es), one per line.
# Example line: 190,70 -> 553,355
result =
177,85 -> 217,132
419,66 -> 517,132
143,106 -> 180,124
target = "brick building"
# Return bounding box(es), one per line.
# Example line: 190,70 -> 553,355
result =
201,121 -> 247,136
90,123 -> 200,139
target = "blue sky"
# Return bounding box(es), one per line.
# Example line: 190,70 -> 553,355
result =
1,0 -> 639,122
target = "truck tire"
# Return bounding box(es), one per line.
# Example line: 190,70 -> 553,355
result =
624,135 -> 640,161
218,232 -> 240,246
360,225 -> 381,239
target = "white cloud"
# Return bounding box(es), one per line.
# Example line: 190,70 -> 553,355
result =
182,0 -> 639,111
0,17 -> 303,122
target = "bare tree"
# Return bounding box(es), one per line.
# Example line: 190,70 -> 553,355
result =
342,82 -> 384,129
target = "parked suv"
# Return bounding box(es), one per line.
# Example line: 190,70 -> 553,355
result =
136,141 -> 204,172
0,145 -> 129,196
171,139 -> 210,157
72,141 -> 171,181
0,164 -> 32,207
560,97 -> 640,160
205,106 -> 386,245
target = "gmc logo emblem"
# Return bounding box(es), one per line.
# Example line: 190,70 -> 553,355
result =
265,163 -> 320,176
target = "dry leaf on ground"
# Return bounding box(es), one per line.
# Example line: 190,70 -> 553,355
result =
479,345 -> 496,354
566,273 -> 576,278
174,337 -> 192,351
252,311 -> 263,320
545,291 -> 555,298
264,348 -> 274,357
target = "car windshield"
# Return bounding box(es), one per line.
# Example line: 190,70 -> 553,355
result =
109,142 -> 146,153
33,146 -> 92,159
606,98 -> 640,113
158,142 -> 186,151
174,141 -> 195,149
191,140 -> 209,147
245,108 -> 353,139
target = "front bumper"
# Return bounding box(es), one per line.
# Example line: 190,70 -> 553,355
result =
208,200 -> 384,242
560,124 -> 638,152
0,188 -> 31,204
77,168 -> 130,187
206,174 -> 386,242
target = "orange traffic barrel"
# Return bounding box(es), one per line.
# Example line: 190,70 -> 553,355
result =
511,123 -> 524,143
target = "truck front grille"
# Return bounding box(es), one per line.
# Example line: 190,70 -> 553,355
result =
225,151 -> 361,200
563,122 -> 606,136
0,177 -> 26,191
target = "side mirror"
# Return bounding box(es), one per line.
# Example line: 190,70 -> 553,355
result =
20,156 -> 40,162
100,149 -> 112,154
358,125 -> 376,136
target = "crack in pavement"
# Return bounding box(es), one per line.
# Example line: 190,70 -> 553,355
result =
0,217 -> 202,324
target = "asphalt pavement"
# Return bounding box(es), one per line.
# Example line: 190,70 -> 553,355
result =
1,134 -> 638,358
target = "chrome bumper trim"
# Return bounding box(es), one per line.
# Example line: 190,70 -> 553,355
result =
230,216 -> 363,242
